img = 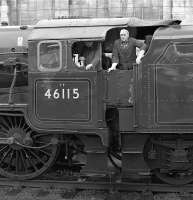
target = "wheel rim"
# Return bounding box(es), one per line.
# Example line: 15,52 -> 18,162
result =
155,169 -> 193,185
0,116 -> 58,180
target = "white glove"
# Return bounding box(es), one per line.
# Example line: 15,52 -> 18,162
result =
136,50 -> 145,64
136,57 -> 142,64
86,64 -> 93,70
107,63 -> 118,72
74,61 -> 81,68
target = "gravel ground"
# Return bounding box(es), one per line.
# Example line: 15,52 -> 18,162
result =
0,187 -> 193,200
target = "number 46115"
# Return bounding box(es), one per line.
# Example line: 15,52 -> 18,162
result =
44,88 -> 79,100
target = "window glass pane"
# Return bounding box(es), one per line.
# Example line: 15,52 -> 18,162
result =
39,41 -> 61,71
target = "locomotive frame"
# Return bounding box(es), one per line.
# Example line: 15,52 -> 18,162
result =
1,18 -> 193,186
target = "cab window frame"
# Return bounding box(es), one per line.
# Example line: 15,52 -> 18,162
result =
37,40 -> 62,72
70,39 -> 102,72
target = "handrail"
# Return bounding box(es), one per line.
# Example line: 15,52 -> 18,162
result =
8,66 -> 17,104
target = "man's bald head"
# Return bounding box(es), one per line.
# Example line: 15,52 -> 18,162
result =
120,29 -> 129,42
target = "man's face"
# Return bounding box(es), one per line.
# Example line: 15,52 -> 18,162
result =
120,30 -> 129,42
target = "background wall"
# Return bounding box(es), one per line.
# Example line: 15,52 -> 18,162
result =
0,0 -> 192,25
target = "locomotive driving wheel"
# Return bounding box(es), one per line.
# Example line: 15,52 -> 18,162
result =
144,136 -> 193,185
0,115 -> 58,180
154,169 -> 193,185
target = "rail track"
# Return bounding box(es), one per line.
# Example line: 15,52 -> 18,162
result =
0,177 -> 193,193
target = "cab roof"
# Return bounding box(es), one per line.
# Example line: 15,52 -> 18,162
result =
29,17 -> 181,41
35,18 -> 180,28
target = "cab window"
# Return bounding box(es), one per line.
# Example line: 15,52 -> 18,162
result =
158,43 -> 193,64
71,41 -> 101,71
38,41 -> 62,72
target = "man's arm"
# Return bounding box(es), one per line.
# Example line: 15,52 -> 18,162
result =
108,62 -> 118,72
108,40 -> 119,72
135,39 -> 147,64
136,49 -> 145,64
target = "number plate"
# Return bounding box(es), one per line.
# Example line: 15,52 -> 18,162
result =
35,79 -> 91,121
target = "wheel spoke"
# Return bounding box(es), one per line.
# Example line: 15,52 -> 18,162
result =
21,120 -> 27,129
18,117 -> 23,128
38,149 -> 51,157
0,118 -> 9,130
22,149 -> 38,171
6,116 -> 13,128
0,145 -> 9,153
0,147 -> 11,165
0,125 -> 9,133
14,117 -> 17,128
15,150 -> 19,173
7,150 -> 14,171
19,150 -> 27,172
27,149 -> 45,165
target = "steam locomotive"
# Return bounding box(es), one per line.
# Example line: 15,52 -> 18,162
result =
0,17 -> 192,185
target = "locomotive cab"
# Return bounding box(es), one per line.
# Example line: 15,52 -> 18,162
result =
27,21 -> 106,132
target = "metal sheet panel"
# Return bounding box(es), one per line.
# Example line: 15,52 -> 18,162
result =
156,63 -> 193,124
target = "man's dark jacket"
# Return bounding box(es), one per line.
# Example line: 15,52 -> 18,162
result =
112,37 -> 146,70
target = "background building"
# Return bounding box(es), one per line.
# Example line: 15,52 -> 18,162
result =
0,0 -> 192,25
